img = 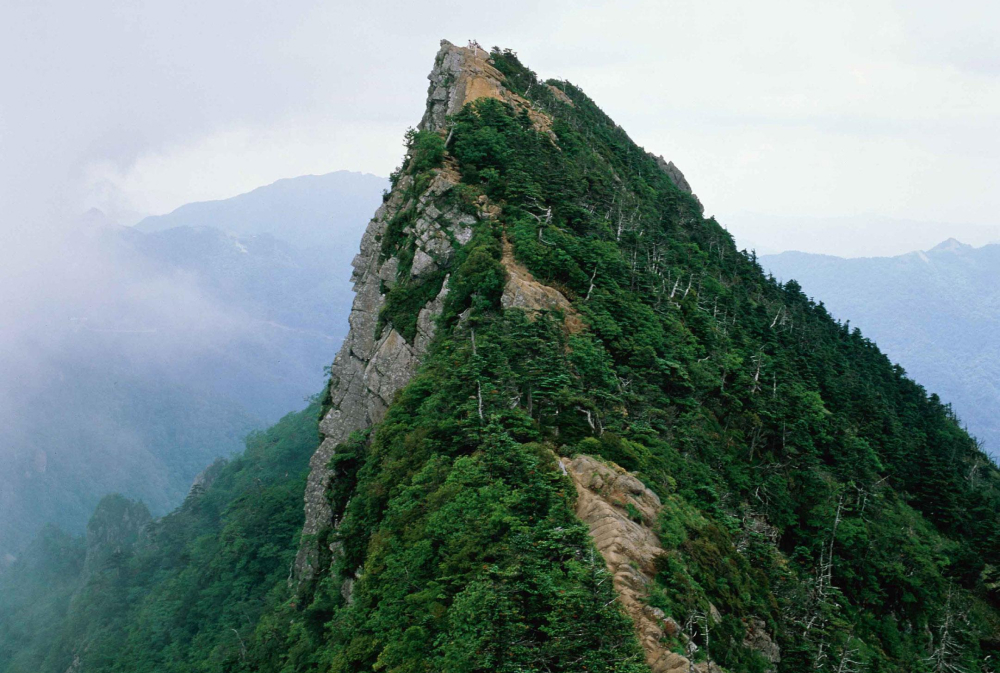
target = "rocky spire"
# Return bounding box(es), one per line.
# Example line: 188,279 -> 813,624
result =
419,40 -> 505,132
420,40 -> 556,137
295,40 -> 490,580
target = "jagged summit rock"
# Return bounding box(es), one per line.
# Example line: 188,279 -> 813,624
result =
420,39 -> 557,137
649,153 -> 702,212
419,40 -> 504,132
649,154 -> 693,194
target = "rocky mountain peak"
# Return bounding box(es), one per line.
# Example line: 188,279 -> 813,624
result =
296,39 -> 709,585
296,41 -> 490,580
420,39 -> 555,136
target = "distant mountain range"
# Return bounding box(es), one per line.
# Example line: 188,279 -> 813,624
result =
763,238 -> 1000,458
0,171 -> 387,562
725,213 -> 1000,257
135,171 -> 386,250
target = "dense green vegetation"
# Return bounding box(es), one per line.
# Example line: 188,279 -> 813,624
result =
264,317 -> 650,672
3,46 -> 1000,673
0,404 -> 320,673
272,49 -> 999,671
762,242 -> 1000,461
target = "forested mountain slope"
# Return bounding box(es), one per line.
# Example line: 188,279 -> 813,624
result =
762,240 -> 1000,458
2,40 -> 999,673
0,404 -> 321,672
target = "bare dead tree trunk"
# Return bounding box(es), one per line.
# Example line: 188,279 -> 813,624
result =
925,586 -> 970,673
682,273 -> 694,299
585,264 -> 599,301
670,276 -> 681,298
750,351 -> 763,394
472,329 -> 483,420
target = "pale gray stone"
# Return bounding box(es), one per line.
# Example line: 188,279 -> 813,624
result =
415,277 -> 450,353
649,152 -> 704,213
410,248 -> 438,278
378,257 -> 399,287
296,45 -> 476,581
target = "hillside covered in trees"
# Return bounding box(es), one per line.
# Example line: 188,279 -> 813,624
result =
1,41 -> 998,673
763,240 -> 1000,459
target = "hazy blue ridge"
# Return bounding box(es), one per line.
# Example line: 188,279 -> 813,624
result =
134,170 -> 388,250
763,239 -> 1000,457
0,172 -> 385,562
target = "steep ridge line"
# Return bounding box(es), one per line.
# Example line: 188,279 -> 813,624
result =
297,42 -> 700,664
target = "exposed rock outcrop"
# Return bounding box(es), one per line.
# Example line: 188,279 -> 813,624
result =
415,276 -> 449,353
295,167 -> 464,578
564,455 -> 725,673
64,654 -> 82,673
650,154 -> 702,213
546,82 -> 575,106
501,238 -> 583,333
297,40 -> 501,580
83,494 -> 151,576
420,40 -> 555,137
650,154 -> 693,194
744,617 -> 781,670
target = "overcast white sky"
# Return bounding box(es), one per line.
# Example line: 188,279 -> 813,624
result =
4,0 -> 1000,256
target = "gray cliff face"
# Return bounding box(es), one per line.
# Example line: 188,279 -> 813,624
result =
295,41 -> 481,579
419,40 -> 469,132
650,153 -> 702,212
650,154 -> 692,193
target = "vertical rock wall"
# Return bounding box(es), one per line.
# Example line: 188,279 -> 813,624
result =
295,167 -> 478,577
296,42 -> 489,578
